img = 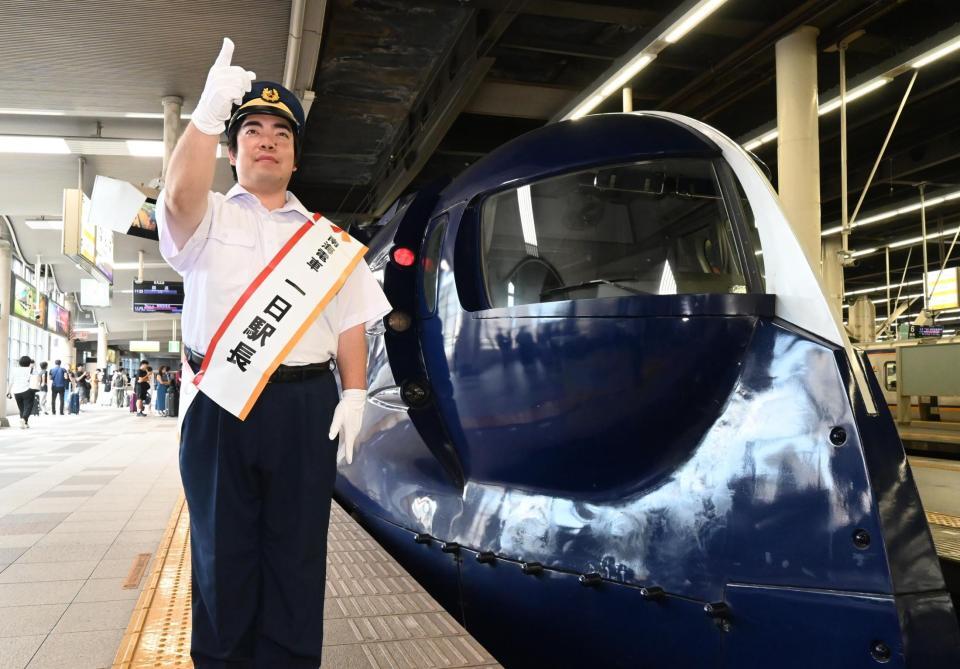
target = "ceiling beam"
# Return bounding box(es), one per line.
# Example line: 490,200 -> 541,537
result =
464,80 -> 579,119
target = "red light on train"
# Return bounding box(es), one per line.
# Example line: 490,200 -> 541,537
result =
392,247 -> 415,266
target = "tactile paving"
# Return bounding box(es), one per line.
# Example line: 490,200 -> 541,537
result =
928,511 -> 960,562
114,497 -> 501,668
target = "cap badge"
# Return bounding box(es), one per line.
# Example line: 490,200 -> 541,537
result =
262,87 -> 280,103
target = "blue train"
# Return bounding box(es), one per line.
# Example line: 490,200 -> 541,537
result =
334,112 -> 960,667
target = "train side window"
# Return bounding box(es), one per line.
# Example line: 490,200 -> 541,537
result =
421,215 -> 448,314
479,158 -> 748,308
884,361 -> 897,391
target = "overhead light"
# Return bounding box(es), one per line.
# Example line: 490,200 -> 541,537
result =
600,54 -> 656,97
888,226 -> 960,249
911,35 -> 960,69
570,94 -> 606,121
112,262 -> 170,270
0,135 -> 70,154
822,188 -> 960,237
664,0 -> 728,44
850,247 -> 878,258
126,140 -> 164,157
844,279 -> 923,297
0,108 -> 65,116
124,112 -> 193,119
818,78 -> 891,115
743,139 -> 763,151
560,0 -> 728,122
24,218 -> 64,230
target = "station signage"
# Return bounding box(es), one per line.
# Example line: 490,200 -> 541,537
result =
909,325 -> 944,338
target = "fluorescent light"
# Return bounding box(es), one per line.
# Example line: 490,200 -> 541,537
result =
126,140 -> 164,157
912,35 -> 960,69
0,135 -> 70,154
743,139 -> 762,151
124,112 -> 193,119
600,54 -> 655,97
570,94 -> 605,120
664,0 -> 728,44
112,262 -> 169,270
889,226 -> 960,249
845,279 -> 923,297
0,108 -> 65,116
24,218 -> 63,230
823,189 -> 960,237
850,247 -> 878,258
818,78 -> 890,115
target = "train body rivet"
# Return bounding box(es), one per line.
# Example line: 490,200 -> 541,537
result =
414,533 -> 431,544
441,542 -> 460,554
521,561 -> 544,575
640,586 -> 665,601
830,427 -> 848,446
476,551 -> 496,564
870,641 -> 891,663
704,602 -> 729,618
579,572 -> 602,586
853,529 -> 871,549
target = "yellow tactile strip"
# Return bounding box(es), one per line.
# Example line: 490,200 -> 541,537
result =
113,495 -> 192,668
113,498 -> 501,668
928,511 -> 960,529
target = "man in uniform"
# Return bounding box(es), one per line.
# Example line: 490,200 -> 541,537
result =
158,38 -> 390,668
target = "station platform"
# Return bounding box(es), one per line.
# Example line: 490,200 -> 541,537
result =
0,405 -> 499,669
1,407 -> 956,668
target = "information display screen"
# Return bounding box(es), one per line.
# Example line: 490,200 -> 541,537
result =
910,325 -> 944,338
133,280 -> 183,313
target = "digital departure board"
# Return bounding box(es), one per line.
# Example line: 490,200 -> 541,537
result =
133,280 -> 183,313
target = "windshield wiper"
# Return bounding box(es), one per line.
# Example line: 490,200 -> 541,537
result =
540,277 -> 650,298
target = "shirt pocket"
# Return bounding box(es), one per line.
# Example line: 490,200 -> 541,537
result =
205,225 -> 258,287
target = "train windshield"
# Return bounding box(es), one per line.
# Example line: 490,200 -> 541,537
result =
481,158 -> 750,308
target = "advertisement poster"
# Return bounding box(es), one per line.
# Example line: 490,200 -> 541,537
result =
128,200 -> 159,241
12,276 -> 42,324
95,219 -> 114,283
79,194 -> 96,264
47,300 -> 71,337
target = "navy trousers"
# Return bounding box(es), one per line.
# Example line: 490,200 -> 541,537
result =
180,372 -> 340,669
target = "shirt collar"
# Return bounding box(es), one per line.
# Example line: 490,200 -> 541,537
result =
225,183 -> 313,220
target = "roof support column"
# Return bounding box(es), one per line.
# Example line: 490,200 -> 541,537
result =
775,26 -> 822,270
161,96 -> 183,184
822,237 -> 845,315
0,241 -> 11,427
96,323 -> 108,375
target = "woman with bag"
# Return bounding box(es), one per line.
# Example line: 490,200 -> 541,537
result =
6,356 -> 37,429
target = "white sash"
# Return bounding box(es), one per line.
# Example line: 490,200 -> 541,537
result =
190,213 -> 366,420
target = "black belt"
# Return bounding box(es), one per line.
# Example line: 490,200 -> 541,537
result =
185,347 -> 334,384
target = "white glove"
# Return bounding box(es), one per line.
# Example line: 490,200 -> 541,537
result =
328,389 -> 366,464
191,38 -> 256,136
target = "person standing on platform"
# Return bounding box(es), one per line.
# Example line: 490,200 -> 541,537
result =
112,368 -> 125,407
91,368 -> 100,404
158,38 -> 390,668
6,356 -> 37,429
36,361 -> 49,415
49,359 -> 68,415
135,360 -> 150,416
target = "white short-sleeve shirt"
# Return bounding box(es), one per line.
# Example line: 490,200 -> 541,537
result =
157,184 -> 391,365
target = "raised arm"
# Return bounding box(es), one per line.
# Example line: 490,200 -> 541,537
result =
163,38 -> 255,249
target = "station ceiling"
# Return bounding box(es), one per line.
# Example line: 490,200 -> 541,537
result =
2,0 -> 960,342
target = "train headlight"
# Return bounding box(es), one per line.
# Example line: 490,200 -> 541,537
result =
386,310 -> 412,333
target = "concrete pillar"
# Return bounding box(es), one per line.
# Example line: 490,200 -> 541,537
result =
822,237 -> 845,313
0,241 -> 11,427
775,26 -> 821,268
96,321 -> 108,371
161,95 -> 183,184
